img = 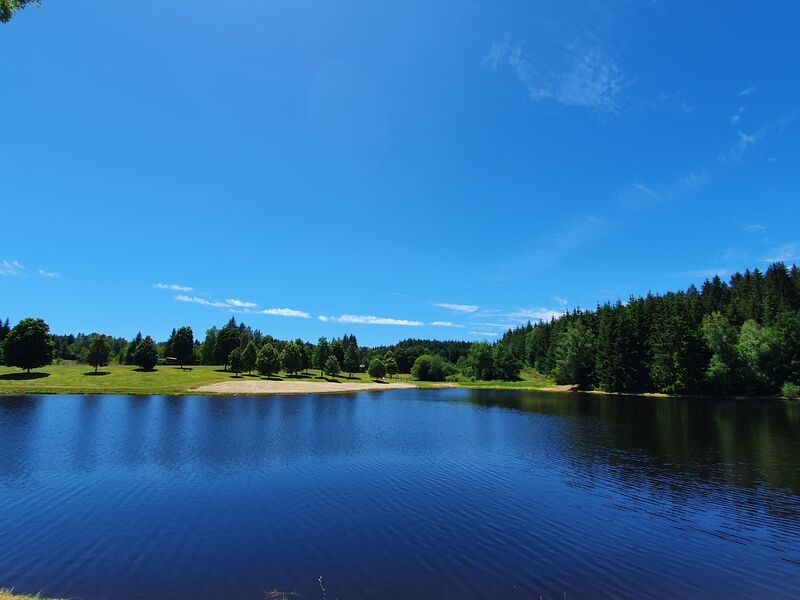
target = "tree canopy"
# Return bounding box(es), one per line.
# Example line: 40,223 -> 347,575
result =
3,318 -> 55,373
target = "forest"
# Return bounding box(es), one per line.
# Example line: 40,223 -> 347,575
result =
1,262 -> 799,397
500,262 -> 800,397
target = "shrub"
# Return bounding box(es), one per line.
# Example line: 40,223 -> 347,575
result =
781,382 -> 800,399
411,354 -> 451,381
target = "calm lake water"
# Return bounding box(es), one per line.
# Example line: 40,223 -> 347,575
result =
1,389 -> 799,599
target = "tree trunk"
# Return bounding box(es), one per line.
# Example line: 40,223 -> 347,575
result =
95,364 -> 98,373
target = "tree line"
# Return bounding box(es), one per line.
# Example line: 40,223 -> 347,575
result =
500,262 -> 800,398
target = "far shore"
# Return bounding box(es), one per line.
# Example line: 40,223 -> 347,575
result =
192,379 -> 416,395
0,365 -> 792,400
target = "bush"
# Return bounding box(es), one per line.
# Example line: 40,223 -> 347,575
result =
411,354 -> 452,381
781,382 -> 800,399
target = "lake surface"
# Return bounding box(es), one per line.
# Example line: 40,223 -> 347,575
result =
1,389 -> 799,599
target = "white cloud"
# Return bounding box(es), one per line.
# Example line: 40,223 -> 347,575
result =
155,283 -> 194,292
175,295 -> 230,308
484,34 -> 631,115
0,260 -> 24,276
226,298 -> 258,308
432,302 -> 479,313
431,321 -> 464,328
743,224 -> 766,233
318,314 -> 424,326
504,307 -> 564,322
765,243 -> 799,262
38,269 -> 61,278
470,331 -> 498,337
738,86 -> 756,96
259,308 -> 310,319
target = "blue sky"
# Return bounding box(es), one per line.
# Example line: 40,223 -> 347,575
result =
1,0 -> 798,345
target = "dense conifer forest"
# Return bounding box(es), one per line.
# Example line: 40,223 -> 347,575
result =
500,262 -> 800,396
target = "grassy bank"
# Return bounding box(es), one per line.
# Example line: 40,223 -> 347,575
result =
0,364 -> 557,395
1,591 -> 64,600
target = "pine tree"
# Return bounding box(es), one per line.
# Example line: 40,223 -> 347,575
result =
343,344 -> 359,378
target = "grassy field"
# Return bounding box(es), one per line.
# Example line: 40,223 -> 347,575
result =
0,364 -> 557,395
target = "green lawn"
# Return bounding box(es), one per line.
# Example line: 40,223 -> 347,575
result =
0,364 -> 556,395
0,364 -> 390,395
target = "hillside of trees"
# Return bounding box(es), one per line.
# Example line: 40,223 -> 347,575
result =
500,262 -> 800,397
2,262 -> 799,396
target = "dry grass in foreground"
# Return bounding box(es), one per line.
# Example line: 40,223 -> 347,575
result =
0,590 -> 65,600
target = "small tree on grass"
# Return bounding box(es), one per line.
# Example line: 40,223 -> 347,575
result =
3,318 -> 55,373
83,334 -> 111,373
134,336 -> 159,371
242,340 -> 257,375
256,342 -> 281,379
368,356 -> 386,381
343,344 -> 359,378
313,337 -> 329,377
282,342 -> 302,376
172,326 -> 194,370
324,355 -> 341,378
385,354 -> 399,379
229,348 -> 244,376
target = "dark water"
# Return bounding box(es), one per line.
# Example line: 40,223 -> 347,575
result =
1,390 -> 799,599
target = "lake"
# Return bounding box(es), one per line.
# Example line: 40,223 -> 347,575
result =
1,389 -> 799,599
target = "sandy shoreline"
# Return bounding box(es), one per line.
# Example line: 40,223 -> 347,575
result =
191,380 -> 417,395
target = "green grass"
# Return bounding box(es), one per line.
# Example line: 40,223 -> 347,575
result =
0,364 -> 557,395
0,364 -> 392,395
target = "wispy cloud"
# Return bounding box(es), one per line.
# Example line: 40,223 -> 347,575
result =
484,34 -> 630,115
259,308 -> 310,319
764,243 -> 799,262
738,86 -> 756,97
175,295 -> 230,308
554,297 -> 569,308
38,269 -> 61,278
318,314 -> 424,326
155,283 -> 194,292
0,260 -> 24,276
743,224 -> 767,233
431,321 -> 464,328
470,331 -> 498,337
620,182 -> 659,208
226,298 -> 257,309
432,302 -> 479,314
730,106 -> 744,125
504,307 -> 564,322
721,110 -> 798,163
